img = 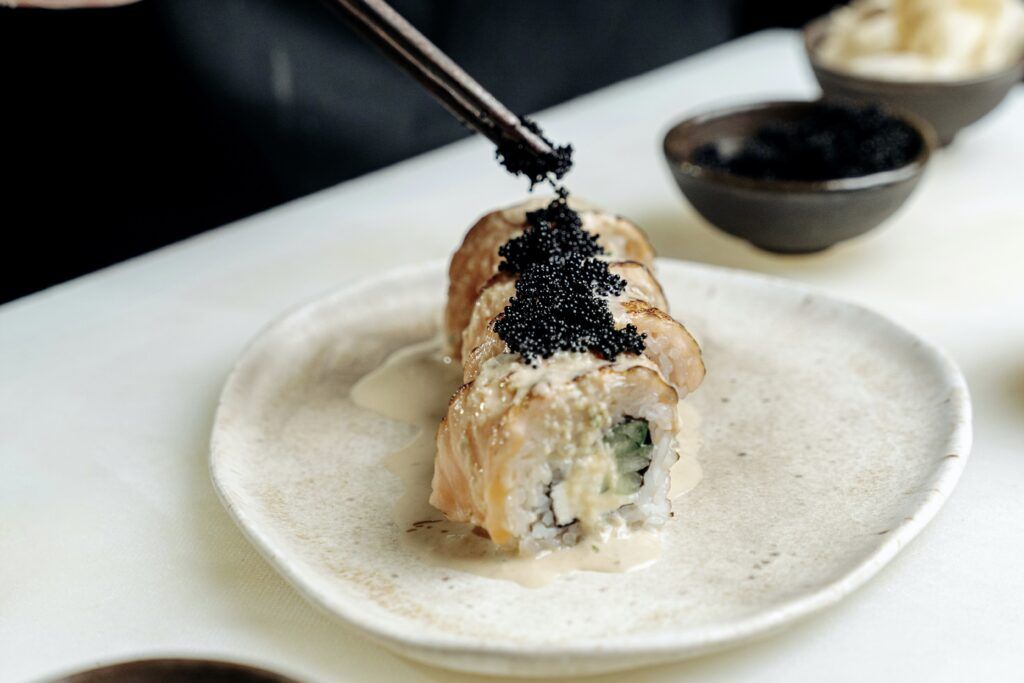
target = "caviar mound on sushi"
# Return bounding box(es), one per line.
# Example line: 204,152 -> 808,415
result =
443,194 -> 656,357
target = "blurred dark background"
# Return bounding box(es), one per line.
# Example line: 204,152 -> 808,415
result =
0,0 -> 835,303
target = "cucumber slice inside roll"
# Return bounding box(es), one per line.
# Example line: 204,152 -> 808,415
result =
614,471 -> 644,495
616,444 -> 653,474
614,420 -> 648,448
604,418 -> 653,495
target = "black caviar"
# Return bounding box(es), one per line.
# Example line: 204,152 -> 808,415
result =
493,192 -> 646,363
491,112 -> 640,363
692,103 -> 921,181
495,117 -> 574,188
498,193 -> 601,275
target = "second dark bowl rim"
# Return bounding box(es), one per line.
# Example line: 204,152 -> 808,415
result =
803,15 -> 1024,90
663,98 -> 933,193
49,657 -> 299,683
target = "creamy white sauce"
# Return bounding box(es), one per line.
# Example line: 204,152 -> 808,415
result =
478,348 -> 662,407
671,401 -> 703,501
350,339 -> 701,587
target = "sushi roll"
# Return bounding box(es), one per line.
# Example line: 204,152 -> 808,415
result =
432,353 -> 681,552
460,270 -> 704,397
444,196 -> 656,356
459,259 -> 669,373
431,192 -> 704,552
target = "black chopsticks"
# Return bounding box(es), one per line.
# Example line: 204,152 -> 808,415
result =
324,0 -> 557,163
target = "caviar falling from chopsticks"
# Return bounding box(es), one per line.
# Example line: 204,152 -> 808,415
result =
493,190 -> 646,363
692,103 -> 921,181
495,117 -> 574,188
491,111 -> 641,362
498,193 -> 602,274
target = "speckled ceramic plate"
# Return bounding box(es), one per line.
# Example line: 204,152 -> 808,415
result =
210,259 -> 971,678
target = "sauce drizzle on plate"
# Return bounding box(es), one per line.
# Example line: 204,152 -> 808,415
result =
351,339 -> 702,587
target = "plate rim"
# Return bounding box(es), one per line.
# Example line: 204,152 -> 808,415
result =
210,258 -> 972,665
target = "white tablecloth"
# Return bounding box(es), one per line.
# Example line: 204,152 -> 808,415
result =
3,30 -> 1023,682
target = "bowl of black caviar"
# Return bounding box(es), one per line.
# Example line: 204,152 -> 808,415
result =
663,99 -> 934,254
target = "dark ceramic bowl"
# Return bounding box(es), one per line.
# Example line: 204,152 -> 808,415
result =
50,658 -> 300,683
804,17 -> 1024,146
662,100 -> 932,254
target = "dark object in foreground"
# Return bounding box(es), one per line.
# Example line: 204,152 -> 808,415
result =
664,100 -> 933,254
50,658 -> 298,683
804,17 -> 1024,146
691,103 -> 920,181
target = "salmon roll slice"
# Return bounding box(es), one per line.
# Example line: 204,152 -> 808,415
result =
462,299 -> 705,397
444,197 -> 656,356
460,260 -> 668,370
431,352 -> 681,553
619,300 -> 705,396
